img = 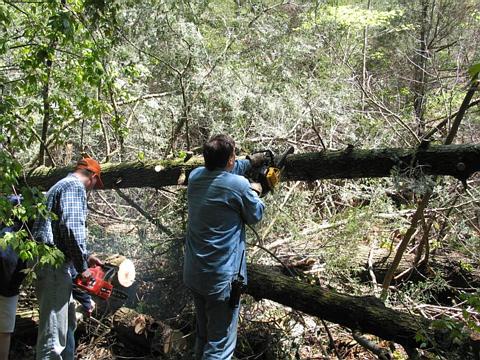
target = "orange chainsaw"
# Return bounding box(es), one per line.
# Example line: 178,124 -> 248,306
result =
74,259 -> 135,300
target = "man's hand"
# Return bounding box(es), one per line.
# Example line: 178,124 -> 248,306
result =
247,153 -> 266,167
80,268 -> 93,282
87,254 -> 103,267
250,182 -> 263,196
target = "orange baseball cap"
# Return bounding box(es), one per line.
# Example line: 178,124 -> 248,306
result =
75,156 -> 104,189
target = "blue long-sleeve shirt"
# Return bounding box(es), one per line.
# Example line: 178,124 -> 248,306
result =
32,174 -> 88,273
183,160 -> 265,296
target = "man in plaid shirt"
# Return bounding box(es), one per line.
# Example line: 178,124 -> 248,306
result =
32,156 -> 103,360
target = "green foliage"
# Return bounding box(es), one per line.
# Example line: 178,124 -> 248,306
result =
459,261 -> 474,273
0,0 -> 124,268
305,5 -> 407,30
473,9 -> 480,22
415,313 -> 469,350
431,317 -> 468,345
402,276 -> 449,304
414,328 -> 428,348
460,291 -> 480,333
468,63 -> 480,78
391,165 -> 435,197
1,0 -> 480,356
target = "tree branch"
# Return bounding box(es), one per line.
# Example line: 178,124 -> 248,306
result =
115,189 -> 174,237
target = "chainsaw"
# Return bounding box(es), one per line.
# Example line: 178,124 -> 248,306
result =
246,146 -> 294,197
74,259 -> 135,301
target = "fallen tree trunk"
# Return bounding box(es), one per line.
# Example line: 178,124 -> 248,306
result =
246,264 -> 480,358
112,307 -> 186,355
24,144 -> 480,190
14,307 -> 38,342
14,306 -> 186,356
14,264 -> 479,357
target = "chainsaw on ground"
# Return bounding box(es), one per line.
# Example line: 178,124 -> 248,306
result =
246,146 -> 294,197
74,258 -> 135,301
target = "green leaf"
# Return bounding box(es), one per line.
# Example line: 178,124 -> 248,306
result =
468,63 -> 480,77
178,150 -> 187,160
0,235 -> 7,250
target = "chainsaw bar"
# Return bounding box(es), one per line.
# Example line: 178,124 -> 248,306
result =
110,288 -> 129,301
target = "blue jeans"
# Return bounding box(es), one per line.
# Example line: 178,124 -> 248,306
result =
35,264 -> 76,360
191,285 -> 240,360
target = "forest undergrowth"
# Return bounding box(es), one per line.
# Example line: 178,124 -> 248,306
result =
2,0 -> 480,359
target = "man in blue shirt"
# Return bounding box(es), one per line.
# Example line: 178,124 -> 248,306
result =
184,134 -> 265,359
32,156 -> 103,360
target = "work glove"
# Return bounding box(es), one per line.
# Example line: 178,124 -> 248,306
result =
250,182 -> 263,196
247,153 -> 266,167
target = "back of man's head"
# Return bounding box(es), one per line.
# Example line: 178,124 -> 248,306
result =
203,134 -> 235,171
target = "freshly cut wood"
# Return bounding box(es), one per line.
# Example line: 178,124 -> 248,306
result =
13,305 -> 186,356
246,263 -> 479,358
24,144 -> 480,190
112,307 -> 186,355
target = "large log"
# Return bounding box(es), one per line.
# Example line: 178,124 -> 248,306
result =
13,305 -> 186,356
23,144 -> 480,190
112,307 -> 186,355
246,264 -> 480,358
14,264 -> 478,357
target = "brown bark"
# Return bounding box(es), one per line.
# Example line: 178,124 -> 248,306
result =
23,144 -> 480,190
381,193 -> 431,299
14,306 -> 186,356
412,0 -> 430,135
112,307 -> 186,355
246,264 -> 479,358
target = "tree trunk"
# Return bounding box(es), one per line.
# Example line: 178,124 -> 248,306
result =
412,0 -> 430,135
246,264 -> 479,358
14,305 -> 186,356
14,262 -> 479,357
24,144 -> 480,190
112,307 -> 186,355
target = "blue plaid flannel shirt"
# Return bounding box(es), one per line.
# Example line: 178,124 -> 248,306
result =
33,174 -> 88,272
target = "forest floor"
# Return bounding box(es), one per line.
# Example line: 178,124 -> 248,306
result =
11,250 -> 413,360
10,196 -> 479,359
10,308 -> 390,360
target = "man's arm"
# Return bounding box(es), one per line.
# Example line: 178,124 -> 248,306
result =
58,184 -> 88,273
240,183 -> 265,225
232,159 -> 251,176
